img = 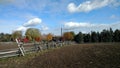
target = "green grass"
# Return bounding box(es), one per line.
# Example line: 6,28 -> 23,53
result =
0,43 -> 120,68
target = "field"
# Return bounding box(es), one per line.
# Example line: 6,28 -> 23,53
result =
0,42 -> 18,50
0,43 -> 120,68
0,42 -> 36,50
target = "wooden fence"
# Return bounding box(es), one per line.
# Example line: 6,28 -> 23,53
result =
0,39 -> 73,59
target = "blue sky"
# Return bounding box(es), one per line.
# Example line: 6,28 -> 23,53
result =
0,0 -> 120,35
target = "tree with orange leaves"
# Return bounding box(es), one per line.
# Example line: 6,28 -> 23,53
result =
46,33 -> 53,41
35,37 -> 41,42
63,32 -> 74,41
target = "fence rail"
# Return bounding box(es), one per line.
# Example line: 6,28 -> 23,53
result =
0,40 -> 74,59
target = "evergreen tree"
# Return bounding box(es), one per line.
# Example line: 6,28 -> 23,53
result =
114,29 -> 120,42
74,32 -> 83,43
91,31 -> 99,42
83,33 -> 91,43
110,28 -> 114,42
100,29 -> 113,42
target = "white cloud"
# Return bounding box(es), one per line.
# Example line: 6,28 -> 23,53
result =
64,22 -> 92,28
67,0 -> 120,13
14,18 -> 42,32
64,21 -> 120,33
67,3 -> 77,13
23,18 -> 42,27
15,26 -> 29,31
0,0 -> 69,14
14,17 -> 50,33
111,0 -> 120,7
110,21 -> 120,29
0,0 -> 27,9
64,22 -> 108,29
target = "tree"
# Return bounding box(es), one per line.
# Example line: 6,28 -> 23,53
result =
3,34 -> 11,42
74,32 -> 83,43
114,29 -> 120,42
0,33 -> 4,41
100,30 -> 106,42
91,31 -> 99,42
46,33 -> 53,41
83,33 -> 91,43
109,28 -> 114,42
63,32 -> 74,41
35,37 -> 41,42
0,33 -> 12,42
12,31 -> 22,41
25,28 -> 41,41
70,31 -> 75,41
100,29 -> 113,42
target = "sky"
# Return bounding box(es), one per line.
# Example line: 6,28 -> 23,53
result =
0,0 -> 120,35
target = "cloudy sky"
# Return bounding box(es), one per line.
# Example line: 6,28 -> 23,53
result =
0,0 -> 120,35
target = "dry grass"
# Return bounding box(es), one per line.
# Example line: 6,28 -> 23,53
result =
0,43 -> 120,68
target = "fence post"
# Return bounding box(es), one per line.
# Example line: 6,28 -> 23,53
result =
16,39 -> 25,56
34,42 -> 42,52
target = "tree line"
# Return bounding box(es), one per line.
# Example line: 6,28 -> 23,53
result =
0,28 -> 53,42
0,28 -> 120,43
63,28 -> 120,43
